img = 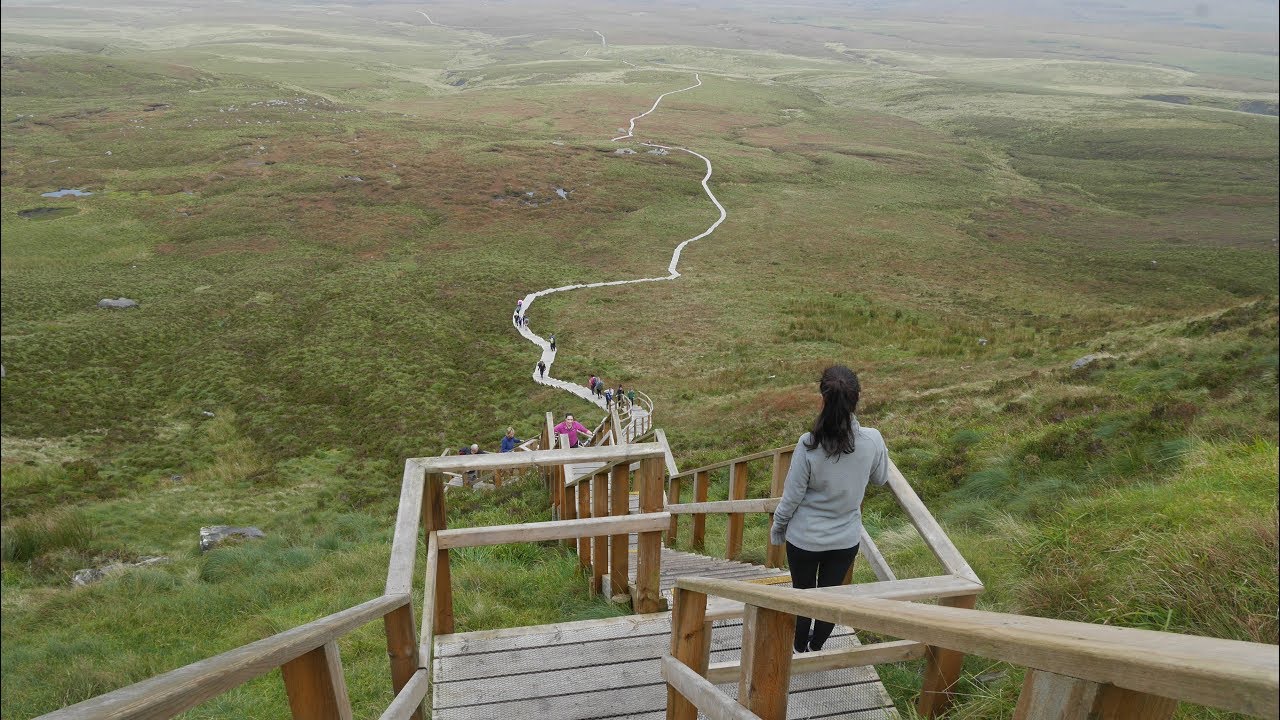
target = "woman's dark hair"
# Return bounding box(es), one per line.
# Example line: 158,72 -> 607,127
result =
804,365 -> 861,458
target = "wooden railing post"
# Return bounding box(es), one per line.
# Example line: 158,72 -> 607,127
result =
577,477 -> 592,567
563,480 -> 579,549
1012,670 -> 1177,720
726,462 -> 749,561
766,450 -> 791,568
1092,685 -> 1178,720
609,462 -> 630,598
382,605 -> 424,720
281,641 -> 353,720
666,474 -> 682,547
917,593 -> 978,718
424,472 -> 454,635
634,456 -> 664,613
739,605 -> 794,720
667,587 -> 712,720
691,470 -> 709,550
591,470 -> 609,594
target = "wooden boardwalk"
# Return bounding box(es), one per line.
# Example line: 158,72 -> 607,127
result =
433,609 -> 899,719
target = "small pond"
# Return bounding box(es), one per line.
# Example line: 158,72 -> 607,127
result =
41,188 -> 93,198
19,207 -> 79,221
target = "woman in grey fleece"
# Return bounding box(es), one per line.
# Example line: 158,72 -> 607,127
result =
770,365 -> 889,653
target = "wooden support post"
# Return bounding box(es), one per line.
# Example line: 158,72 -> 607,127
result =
281,641 -> 353,720
691,470 -> 710,551
609,462 -> 631,598
766,450 -> 791,568
738,605 -> 794,720
1013,669 -> 1100,720
563,480 -> 578,550
666,475 -> 682,547
382,605 -> 424,720
634,456 -> 664,614
917,593 -> 978,718
667,587 -> 711,720
591,470 -> 609,594
577,478 -> 592,566
726,462 -> 748,561
1091,685 -> 1178,720
424,473 -> 454,635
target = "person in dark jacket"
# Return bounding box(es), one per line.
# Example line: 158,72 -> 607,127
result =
500,427 -> 521,452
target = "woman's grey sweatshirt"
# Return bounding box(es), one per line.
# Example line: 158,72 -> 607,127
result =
770,417 -> 889,552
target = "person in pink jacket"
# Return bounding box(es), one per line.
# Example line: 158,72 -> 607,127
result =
553,414 -> 590,448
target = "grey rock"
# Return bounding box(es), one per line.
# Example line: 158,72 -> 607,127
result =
614,148 -> 636,155
340,175 -> 363,182
646,148 -> 669,155
977,337 -> 989,346
201,410 -> 216,418
72,556 -> 169,586
473,482 -> 496,492
1070,354 -> 1112,371
973,669 -> 1008,686
97,298 -> 139,309
199,525 -> 265,552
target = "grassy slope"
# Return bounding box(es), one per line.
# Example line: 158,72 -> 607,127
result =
2,4 -> 1277,718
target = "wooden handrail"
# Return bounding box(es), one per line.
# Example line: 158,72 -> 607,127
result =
436,512 -> 671,549
379,669 -> 430,720
704,573 -> 982,621
668,498 -> 779,514
411,442 -> 665,473
676,578 -> 1280,719
670,444 -> 796,480
38,594 -> 410,720
661,656 -> 758,720
703,640 -> 926,684
385,463 -> 426,595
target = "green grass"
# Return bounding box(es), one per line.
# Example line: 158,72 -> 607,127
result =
2,4 -> 1277,718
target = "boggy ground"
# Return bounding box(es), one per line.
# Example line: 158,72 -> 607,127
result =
1,2 -> 1277,718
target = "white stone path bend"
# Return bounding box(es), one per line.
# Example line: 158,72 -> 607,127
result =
515,73 -> 727,409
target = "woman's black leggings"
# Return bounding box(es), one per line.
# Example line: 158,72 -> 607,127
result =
786,541 -> 860,652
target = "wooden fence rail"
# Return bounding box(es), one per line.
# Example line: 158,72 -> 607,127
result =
666,579 -> 1280,720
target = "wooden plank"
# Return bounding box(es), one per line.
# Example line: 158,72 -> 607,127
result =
413,442 -> 667,472
660,656 -> 759,720
918,594 -> 976,718
858,530 -> 895,583
281,641 -> 353,720
885,460 -> 979,584
678,578 -> 1280,720
654,428 -> 680,478
668,587 -> 712,720
418,531 -> 439,668
739,605 -> 793,720
1012,670 -> 1100,720
706,574 -> 981,621
591,471 -> 609,594
41,595 -> 407,720
379,669 -> 430,720
705,640 -> 926,684
691,470 -> 710,551
766,450 -> 791,568
382,604 -> 423,720
635,456 -> 665,614
669,498 -> 780,515
436,512 -> 670,549
423,473 -> 454,636
725,463 -> 749,561
577,479 -> 592,564
671,443 -> 798,480
610,463 -> 631,597
385,464 -> 426,595
1092,684 -> 1178,720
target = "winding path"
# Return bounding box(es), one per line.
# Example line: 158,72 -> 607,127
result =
515,73 -> 727,408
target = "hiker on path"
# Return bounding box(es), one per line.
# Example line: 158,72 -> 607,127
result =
627,388 -> 636,404
604,387 -> 613,408
549,335 -> 556,351
500,427 -> 521,452
589,375 -> 598,392
537,360 -> 547,379
595,382 -> 604,399
769,365 -> 888,654
553,413 -> 590,448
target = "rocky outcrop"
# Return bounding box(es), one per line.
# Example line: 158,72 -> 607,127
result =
72,556 -> 169,586
97,298 -> 138,309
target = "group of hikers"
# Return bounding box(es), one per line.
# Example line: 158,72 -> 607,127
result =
588,375 -> 635,409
